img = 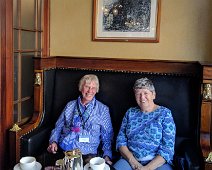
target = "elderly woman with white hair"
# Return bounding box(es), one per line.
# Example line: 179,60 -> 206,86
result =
114,77 -> 176,170
47,74 -> 113,165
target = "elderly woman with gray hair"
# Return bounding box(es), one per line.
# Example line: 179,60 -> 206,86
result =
114,77 -> 176,170
47,74 -> 113,165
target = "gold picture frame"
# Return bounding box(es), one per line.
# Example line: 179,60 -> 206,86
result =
93,0 -> 161,42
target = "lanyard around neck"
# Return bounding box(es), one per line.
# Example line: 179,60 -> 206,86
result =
76,100 -> 96,129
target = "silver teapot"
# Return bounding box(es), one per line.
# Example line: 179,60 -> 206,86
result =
63,149 -> 83,170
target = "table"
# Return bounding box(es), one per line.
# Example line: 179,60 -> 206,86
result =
44,163 -> 116,170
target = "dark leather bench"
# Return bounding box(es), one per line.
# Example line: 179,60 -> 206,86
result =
12,57 -> 204,169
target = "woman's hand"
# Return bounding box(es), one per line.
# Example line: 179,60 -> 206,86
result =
136,166 -> 150,170
128,157 -> 143,170
104,155 -> 113,165
47,142 -> 58,154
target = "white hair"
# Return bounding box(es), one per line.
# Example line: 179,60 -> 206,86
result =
78,74 -> 99,92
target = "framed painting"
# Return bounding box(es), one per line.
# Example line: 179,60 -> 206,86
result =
93,0 -> 161,42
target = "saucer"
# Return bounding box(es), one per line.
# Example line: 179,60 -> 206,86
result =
84,163 -> 110,170
14,162 -> 42,170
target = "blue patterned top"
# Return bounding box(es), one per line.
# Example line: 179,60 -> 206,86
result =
49,96 -> 114,158
116,106 -> 176,164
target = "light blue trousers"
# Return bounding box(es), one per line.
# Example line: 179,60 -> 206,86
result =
113,158 -> 173,170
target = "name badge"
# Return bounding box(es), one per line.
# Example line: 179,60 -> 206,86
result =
79,135 -> 90,143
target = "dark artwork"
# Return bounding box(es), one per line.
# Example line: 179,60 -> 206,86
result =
103,0 -> 151,32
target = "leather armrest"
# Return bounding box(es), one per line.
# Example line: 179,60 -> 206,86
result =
20,127 -> 52,157
183,140 -> 203,170
174,140 -> 203,170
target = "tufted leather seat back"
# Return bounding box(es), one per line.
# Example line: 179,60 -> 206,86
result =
39,68 -> 201,154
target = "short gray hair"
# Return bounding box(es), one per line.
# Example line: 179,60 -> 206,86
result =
78,74 -> 99,92
133,77 -> 155,92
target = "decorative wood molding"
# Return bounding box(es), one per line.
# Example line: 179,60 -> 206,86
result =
203,83 -> 212,100
34,72 -> 42,86
34,70 -> 44,114
203,65 -> 212,80
9,124 -> 22,132
34,56 -> 201,75
9,70 -> 44,165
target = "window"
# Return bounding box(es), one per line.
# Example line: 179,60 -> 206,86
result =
13,0 -> 44,123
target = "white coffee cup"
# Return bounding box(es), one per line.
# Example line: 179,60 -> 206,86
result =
20,156 -> 36,170
89,157 -> 105,170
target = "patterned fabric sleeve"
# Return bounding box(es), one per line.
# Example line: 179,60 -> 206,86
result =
116,109 -> 130,150
49,101 -> 74,144
157,108 -> 176,164
100,105 -> 114,159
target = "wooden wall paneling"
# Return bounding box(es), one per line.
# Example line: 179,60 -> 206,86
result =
201,64 -> 212,169
42,0 -> 50,58
201,101 -> 212,157
0,0 -> 13,169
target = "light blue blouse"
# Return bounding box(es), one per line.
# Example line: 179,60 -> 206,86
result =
116,106 -> 176,164
49,96 -> 114,158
